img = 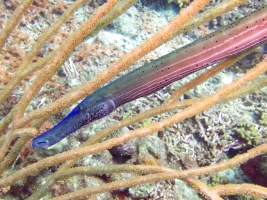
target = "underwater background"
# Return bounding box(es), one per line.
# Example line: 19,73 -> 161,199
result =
0,0 -> 267,199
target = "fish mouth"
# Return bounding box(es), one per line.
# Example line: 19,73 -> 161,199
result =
32,138 -> 50,149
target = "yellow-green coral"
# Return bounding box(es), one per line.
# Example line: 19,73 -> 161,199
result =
234,122 -> 261,145
140,118 -> 153,127
209,173 -> 230,186
259,112 -> 267,126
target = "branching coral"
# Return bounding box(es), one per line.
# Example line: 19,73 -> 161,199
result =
0,0 -> 267,199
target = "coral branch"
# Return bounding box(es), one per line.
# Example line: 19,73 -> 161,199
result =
0,0 -> 92,104
1,0 -> 267,199
46,142 -> 267,199
213,183 -> 267,198
1,55 -> 266,189
12,0 -> 120,126
0,0 -> 34,50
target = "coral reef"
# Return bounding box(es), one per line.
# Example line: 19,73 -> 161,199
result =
233,122 -> 261,146
0,0 -> 267,199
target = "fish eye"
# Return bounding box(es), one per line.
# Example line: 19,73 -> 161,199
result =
78,105 -> 84,111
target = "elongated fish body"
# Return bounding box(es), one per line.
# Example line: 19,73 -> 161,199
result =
32,6 -> 267,149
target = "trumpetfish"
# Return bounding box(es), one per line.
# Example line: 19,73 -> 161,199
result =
32,6 -> 267,149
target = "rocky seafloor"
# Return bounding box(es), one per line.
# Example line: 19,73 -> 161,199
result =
0,0 -> 267,199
